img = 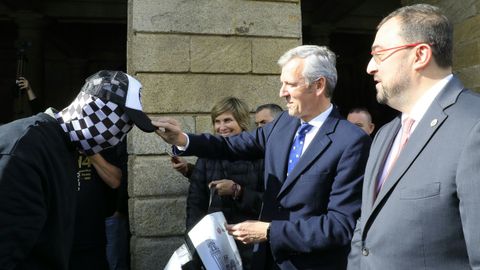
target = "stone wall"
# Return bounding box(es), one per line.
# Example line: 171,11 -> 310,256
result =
403,0 -> 480,92
126,0 -> 301,268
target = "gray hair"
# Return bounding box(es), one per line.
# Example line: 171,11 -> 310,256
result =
277,45 -> 337,98
379,4 -> 452,68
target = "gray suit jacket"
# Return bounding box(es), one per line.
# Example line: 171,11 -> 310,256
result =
348,76 -> 480,270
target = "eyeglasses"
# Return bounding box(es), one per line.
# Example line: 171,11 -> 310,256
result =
370,42 -> 428,64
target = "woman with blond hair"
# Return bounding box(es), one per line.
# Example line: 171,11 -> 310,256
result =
172,96 -> 263,269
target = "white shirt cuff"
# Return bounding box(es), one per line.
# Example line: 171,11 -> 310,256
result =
176,133 -> 190,151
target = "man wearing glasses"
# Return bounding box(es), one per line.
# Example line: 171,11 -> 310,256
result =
348,4 -> 480,270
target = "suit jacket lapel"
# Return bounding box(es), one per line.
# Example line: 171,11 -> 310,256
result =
271,115 -> 300,188
277,109 -> 338,198
366,76 -> 464,229
363,118 -> 401,211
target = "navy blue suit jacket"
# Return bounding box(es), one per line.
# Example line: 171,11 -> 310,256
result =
181,108 -> 371,269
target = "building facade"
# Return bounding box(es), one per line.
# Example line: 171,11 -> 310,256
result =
1,0 -> 479,268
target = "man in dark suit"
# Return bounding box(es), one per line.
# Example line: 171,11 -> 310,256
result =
153,45 -> 371,269
347,4 -> 480,270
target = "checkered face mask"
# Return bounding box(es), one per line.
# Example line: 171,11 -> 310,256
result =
55,92 -> 133,155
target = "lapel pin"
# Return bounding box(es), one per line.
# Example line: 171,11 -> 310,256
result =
430,119 -> 438,127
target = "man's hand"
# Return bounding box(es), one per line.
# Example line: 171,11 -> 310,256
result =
226,221 -> 270,244
151,117 -> 187,146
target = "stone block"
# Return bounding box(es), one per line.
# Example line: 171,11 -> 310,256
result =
138,73 -> 284,113
191,36 -> 251,73
438,0 -> 477,25
127,127 -> 166,155
132,197 -> 186,236
129,155 -> 196,196
453,40 -> 480,69
456,64 -> 480,89
196,115 -> 213,134
401,0 -> 475,22
250,0 -> 299,2
127,117 -> 195,155
131,236 -> 184,270
128,33 -> 190,72
128,198 -> 135,233
252,38 -> 301,74
132,0 -> 301,38
454,15 -> 480,45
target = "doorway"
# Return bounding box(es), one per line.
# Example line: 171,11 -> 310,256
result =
301,0 -> 402,133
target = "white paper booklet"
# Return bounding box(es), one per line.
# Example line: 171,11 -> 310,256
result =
187,212 -> 243,270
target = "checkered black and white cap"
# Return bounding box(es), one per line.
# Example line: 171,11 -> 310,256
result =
55,70 -> 154,155
80,70 -> 156,133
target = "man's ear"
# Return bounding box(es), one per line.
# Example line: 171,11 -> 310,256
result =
368,123 -> 375,135
413,44 -> 433,70
314,77 -> 326,96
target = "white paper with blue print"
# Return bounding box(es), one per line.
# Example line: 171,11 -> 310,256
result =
188,211 -> 242,270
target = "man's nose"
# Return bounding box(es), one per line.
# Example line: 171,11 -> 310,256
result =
279,84 -> 289,97
366,57 -> 377,75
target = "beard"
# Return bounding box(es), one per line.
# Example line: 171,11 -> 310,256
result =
376,63 -> 410,107
376,82 -> 405,105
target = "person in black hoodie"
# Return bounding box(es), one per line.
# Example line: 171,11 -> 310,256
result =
0,70 -> 155,270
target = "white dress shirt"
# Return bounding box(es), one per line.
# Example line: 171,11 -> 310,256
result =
299,104 -> 333,155
379,74 -> 453,182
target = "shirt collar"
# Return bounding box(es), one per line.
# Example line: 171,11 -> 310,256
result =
302,103 -> 333,128
402,74 -> 453,123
